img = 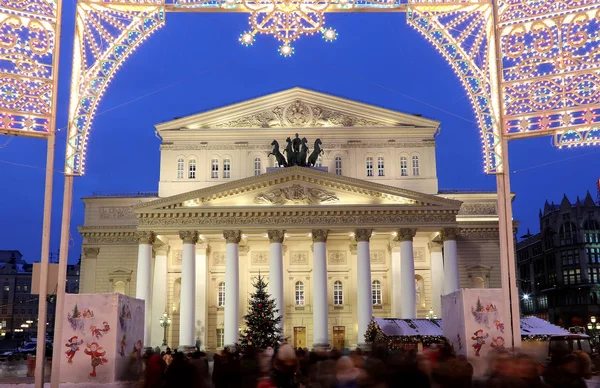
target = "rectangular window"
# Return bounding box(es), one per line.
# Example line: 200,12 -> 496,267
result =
188,160 -> 196,179
216,329 -> 224,348
589,268 -> 600,284
377,157 -> 385,177
335,157 -> 342,176
563,269 -> 581,285
366,158 -> 373,177
211,159 -> 219,179
588,248 -> 600,264
561,250 -> 579,266
537,295 -> 548,309
23,285 -> 27,292
400,157 -> 408,177
177,159 -> 184,179
548,272 -> 557,286
523,298 -> 533,313
223,159 -> 231,179
16,285 -> 20,292
333,282 -> 343,305
412,156 -> 420,176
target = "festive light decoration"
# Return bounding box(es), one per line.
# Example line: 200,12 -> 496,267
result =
0,0 -> 59,137
498,0 -> 600,149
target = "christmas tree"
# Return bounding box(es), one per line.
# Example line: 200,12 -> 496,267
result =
476,298 -> 483,312
239,274 -> 283,350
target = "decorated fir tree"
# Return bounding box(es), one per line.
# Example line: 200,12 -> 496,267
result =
72,303 -> 80,318
476,298 -> 483,312
239,274 -> 283,350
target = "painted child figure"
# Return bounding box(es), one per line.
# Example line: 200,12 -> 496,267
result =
65,336 -> 84,363
131,340 -> 143,359
119,334 -> 127,357
471,330 -> 489,357
90,321 -> 110,339
84,342 -> 108,377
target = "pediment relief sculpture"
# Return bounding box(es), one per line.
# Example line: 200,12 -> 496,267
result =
213,100 -> 381,129
254,184 -> 339,205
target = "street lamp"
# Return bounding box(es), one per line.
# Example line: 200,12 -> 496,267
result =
587,316 -> 600,343
159,312 -> 171,347
522,294 -> 530,300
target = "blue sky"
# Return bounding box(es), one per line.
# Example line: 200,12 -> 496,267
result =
1,10 -> 598,263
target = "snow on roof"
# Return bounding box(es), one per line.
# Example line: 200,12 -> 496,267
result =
375,318 -> 443,337
520,316 -> 569,336
375,316 -> 568,337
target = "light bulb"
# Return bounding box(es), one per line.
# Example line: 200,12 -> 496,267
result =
240,32 -> 254,46
323,28 -> 337,41
279,44 -> 293,56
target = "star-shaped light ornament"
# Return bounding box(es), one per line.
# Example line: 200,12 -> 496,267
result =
238,0 -> 339,56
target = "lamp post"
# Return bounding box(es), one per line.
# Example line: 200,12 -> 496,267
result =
159,312 -> 171,347
587,316 -> 600,344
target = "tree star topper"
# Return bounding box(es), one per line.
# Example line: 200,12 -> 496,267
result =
238,0 -> 338,56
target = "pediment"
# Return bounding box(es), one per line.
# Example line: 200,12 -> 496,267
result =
135,167 -> 461,213
155,88 -> 439,130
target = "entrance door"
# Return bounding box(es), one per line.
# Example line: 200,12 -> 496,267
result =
293,327 -> 306,349
333,326 -> 346,350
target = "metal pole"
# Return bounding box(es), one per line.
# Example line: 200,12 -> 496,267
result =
491,0 -> 522,349
50,175 -> 74,388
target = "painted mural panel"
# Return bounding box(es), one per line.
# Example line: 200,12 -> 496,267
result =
60,293 -> 144,384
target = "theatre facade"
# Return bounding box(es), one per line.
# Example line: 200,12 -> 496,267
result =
78,88 -> 504,351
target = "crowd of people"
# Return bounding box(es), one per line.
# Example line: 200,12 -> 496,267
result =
140,342 -> 594,388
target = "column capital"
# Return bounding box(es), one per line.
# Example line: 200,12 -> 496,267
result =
395,228 -> 416,242
179,230 -> 199,244
154,244 -> 169,256
312,229 -> 328,243
223,230 -> 242,244
83,247 -> 100,258
441,228 -> 459,241
428,241 -> 443,252
196,242 -> 210,254
355,229 -> 373,242
137,231 -> 156,245
239,245 -> 250,256
268,230 -> 285,244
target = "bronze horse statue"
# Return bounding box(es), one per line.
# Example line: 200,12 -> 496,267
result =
283,137 -> 295,166
269,140 -> 287,167
298,137 -> 309,167
307,138 -> 323,167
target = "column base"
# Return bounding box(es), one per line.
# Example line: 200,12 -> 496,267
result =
312,343 -> 330,351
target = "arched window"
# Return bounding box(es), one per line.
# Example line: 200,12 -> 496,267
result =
372,280 -> 382,305
412,155 -> 420,176
584,219 -> 600,243
377,156 -> 385,176
559,221 -> 577,245
218,282 -> 225,307
188,159 -> 196,179
400,157 -> 408,177
334,156 -> 342,175
211,159 -> 219,179
366,157 -> 373,177
177,158 -> 184,179
295,281 -> 305,306
113,281 -> 125,294
254,157 -> 262,176
223,159 -> 231,179
333,281 -> 343,305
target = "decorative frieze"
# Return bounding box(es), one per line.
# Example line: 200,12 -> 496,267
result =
99,206 -> 134,219
213,252 -> 225,266
178,230 -> 199,244
268,230 -> 285,244
255,185 -> 339,205
370,251 -> 385,264
328,251 -> 347,265
458,228 -> 500,240
458,204 -> 497,215
223,230 -> 242,244
312,229 -> 328,243
81,231 -> 138,245
160,142 -> 433,151
290,251 -> 308,265
251,252 -> 269,265
173,250 -> 183,263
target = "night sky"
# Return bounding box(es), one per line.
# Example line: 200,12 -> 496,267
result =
1,10 -> 598,264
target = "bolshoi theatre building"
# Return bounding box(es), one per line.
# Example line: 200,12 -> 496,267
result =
78,88 -> 505,351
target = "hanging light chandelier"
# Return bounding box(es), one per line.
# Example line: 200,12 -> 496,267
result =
235,0 -> 338,56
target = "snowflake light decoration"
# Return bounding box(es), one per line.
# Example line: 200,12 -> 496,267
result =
238,0 -> 337,56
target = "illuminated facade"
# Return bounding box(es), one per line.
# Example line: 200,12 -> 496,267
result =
78,88 -> 506,350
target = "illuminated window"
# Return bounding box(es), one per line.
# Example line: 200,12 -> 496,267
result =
588,268 -> 600,284
295,281 -> 305,306
377,156 -> 385,176
254,157 -> 261,176
211,159 -> 219,179
216,329 -> 224,348
3,285 -> 8,292
188,159 -> 196,179
400,157 -> 408,176
563,269 -> 581,285
177,158 -> 184,179
412,156 -> 420,176
559,221 -> 577,245
584,219 -> 600,243
223,159 -> 231,179
23,285 -> 27,292
366,157 -> 373,177
333,281 -> 343,305
372,280 -> 382,305
334,156 -> 342,175
218,282 -> 225,307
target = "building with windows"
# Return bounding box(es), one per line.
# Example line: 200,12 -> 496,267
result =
0,250 -> 81,336
516,192 -> 600,328
78,88 -> 506,351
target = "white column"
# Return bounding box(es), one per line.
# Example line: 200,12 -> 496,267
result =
268,230 -> 285,332
442,228 -> 460,294
179,231 -> 198,348
136,231 -> 155,347
398,228 -> 416,319
428,242 -> 444,318
224,230 -> 241,347
195,243 -> 209,350
390,242 -> 402,318
312,229 -> 329,348
151,244 -> 168,347
356,229 -> 372,346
